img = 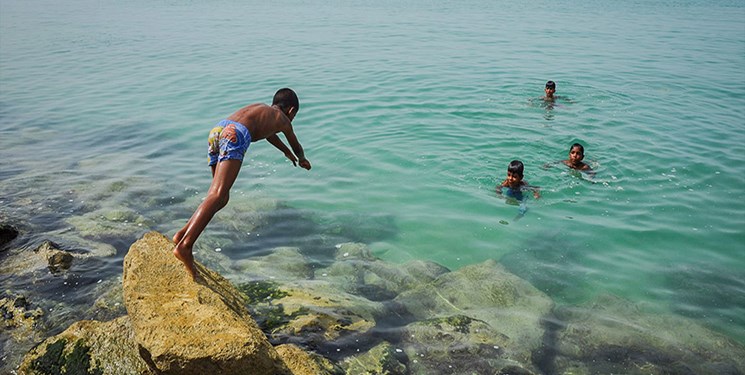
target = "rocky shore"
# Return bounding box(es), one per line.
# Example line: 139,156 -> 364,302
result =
3,227 -> 745,374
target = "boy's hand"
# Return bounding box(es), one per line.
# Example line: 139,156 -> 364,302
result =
299,158 -> 311,170
285,152 -> 298,166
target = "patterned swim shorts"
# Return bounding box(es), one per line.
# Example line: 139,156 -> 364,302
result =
207,119 -> 251,166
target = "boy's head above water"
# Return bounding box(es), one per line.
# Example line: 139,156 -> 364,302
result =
569,143 -> 584,162
506,160 -> 525,186
545,81 -> 556,98
563,143 -> 593,172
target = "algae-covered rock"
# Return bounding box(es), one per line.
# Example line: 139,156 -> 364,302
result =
87,277 -> 126,322
394,259 -> 553,367
122,231 -> 291,375
340,341 -> 407,375
1,291 -> 47,373
275,343 -> 344,375
46,249 -> 74,273
18,316 -> 152,375
241,279 -> 384,353
400,315 -> 536,375
547,294 -> 745,375
1,292 -> 44,341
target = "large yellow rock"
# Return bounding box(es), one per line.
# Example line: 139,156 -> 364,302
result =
122,231 -> 290,375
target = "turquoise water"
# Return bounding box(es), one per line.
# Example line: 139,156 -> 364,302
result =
2,0 -> 744,368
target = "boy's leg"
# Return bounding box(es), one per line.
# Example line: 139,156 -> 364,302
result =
172,164 -> 218,245
173,159 -> 242,279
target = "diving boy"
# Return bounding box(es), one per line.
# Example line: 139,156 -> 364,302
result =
497,160 -> 540,200
172,88 -> 311,280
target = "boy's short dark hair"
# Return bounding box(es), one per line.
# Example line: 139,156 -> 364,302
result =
570,143 -> 584,155
272,88 -> 299,111
545,81 -> 556,89
508,160 -> 524,176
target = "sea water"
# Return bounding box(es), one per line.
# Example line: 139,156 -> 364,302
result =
1,0 -> 744,370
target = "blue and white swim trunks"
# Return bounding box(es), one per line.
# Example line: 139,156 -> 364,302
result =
207,119 -> 251,166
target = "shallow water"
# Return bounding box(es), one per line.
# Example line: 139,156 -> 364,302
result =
2,0 -> 744,370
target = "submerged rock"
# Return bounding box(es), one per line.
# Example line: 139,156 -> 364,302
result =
323,243 -> 449,300
0,240 -> 75,276
275,343 -> 344,375
399,315 -> 537,375
35,241 -> 75,273
235,246 -> 314,280
18,316 -> 152,375
545,294 -> 745,375
122,231 -> 291,375
394,259 -> 553,371
242,279 -> 384,353
340,341 -> 407,375
0,223 -> 20,250
65,207 -> 151,242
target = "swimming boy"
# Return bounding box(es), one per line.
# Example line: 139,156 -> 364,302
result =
543,81 -> 556,101
562,143 -> 592,172
497,160 -> 540,200
172,88 -> 311,280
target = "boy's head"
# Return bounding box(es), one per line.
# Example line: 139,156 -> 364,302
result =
273,88 -> 300,120
545,81 -> 556,97
568,143 -> 585,163
506,160 -> 525,184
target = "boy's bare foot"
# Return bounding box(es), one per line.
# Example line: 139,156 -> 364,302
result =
173,244 -> 197,280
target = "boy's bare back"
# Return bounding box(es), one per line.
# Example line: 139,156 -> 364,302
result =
227,103 -> 293,141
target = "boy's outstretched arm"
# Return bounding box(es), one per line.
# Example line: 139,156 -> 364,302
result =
266,134 -> 298,166
523,182 -> 541,199
530,185 -> 541,199
282,128 -> 311,170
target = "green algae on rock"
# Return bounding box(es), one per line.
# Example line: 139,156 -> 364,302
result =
340,341 -> 407,375
19,317 -> 152,375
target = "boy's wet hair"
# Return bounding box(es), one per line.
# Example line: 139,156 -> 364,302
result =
545,81 -> 556,89
273,88 -> 300,111
570,143 -> 584,155
508,160 -> 524,176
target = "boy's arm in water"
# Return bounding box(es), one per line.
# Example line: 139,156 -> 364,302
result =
584,168 -> 597,179
495,180 -> 508,196
523,182 -> 541,199
266,134 -> 298,166
532,188 -> 541,199
282,126 -> 311,170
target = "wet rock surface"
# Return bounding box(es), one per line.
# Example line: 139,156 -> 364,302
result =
122,231 -> 292,375
0,223 -> 20,251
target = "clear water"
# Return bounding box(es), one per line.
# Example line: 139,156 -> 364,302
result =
1,0 -> 744,369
